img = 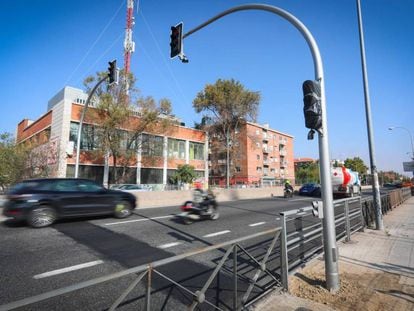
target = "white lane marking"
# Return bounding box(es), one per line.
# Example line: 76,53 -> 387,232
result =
203,230 -> 231,238
104,215 -> 173,226
249,222 -> 266,227
158,242 -> 182,249
33,260 -> 104,279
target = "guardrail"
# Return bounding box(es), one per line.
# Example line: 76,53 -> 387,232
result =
1,188 -> 411,310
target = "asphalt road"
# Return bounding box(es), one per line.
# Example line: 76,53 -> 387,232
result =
0,191 -> 376,310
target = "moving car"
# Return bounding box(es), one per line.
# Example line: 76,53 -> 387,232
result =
3,178 -> 136,228
298,183 -> 321,197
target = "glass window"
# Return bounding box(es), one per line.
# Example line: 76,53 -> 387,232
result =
189,142 -> 204,160
142,134 -> 163,157
53,179 -> 79,192
69,122 -> 97,150
77,180 -> 103,192
168,138 -> 185,159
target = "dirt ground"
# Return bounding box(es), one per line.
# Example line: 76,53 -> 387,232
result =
289,258 -> 414,311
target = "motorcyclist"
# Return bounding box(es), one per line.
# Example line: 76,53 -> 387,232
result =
192,183 -> 210,214
284,180 -> 294,192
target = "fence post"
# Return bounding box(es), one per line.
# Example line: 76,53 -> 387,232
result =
146,266 -> 152,311
280,213 -> 289,291
344,200 -> 351,242
359,197 -> 365,232
233,244 -> 238,310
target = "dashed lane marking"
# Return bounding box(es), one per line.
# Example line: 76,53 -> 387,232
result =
33,260 -> 104,279
104,215 -> 173,226
158,242 -> 182,249
249,222 -> 266,227
203,230 -> 231,238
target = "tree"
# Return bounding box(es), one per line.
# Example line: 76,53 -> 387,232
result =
295,161 -> 320,185
0,132 -> 28,190
169,164 -> 196,185
193,79 -> 260,187
82,70 -> 176,184
344,157 -> 368,176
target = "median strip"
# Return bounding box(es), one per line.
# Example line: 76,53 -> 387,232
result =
203,230 -> 231,238
33,260 -> 104,279
104,215 -> 173,226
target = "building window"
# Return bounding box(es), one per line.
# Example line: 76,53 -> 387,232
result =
142,134 -> 163,157
270,168 -> 275,174
168,138 -> 185,159
189,142 -> 204,160
141,168 -> 163,184
256,167 -> 262,173
69,122 -> 97,150
257,154 -> 260,160
235,166 -> 241,172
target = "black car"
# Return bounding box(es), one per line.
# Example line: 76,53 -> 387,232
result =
298,183 -> 321,197
3,178 -> 137,228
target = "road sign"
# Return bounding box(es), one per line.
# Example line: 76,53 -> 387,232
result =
403,161 -> 414,172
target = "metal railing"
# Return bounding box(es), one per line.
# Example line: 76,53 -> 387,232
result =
0,228 -> 283,311
1,188 -> 411,310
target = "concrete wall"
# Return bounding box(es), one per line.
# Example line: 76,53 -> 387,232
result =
131,186 -> 286,209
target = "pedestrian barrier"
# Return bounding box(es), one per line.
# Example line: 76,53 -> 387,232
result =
0,188 -> 411,310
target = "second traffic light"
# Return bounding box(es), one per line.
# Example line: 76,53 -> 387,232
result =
170,23 -> 183,59
108,60 -> 118,85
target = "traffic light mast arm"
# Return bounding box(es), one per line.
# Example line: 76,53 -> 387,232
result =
74,75 -> 108,178
175,3 -> 340,292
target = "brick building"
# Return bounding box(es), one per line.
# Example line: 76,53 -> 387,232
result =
16,86 -> 209,187
209,121 -> 294,187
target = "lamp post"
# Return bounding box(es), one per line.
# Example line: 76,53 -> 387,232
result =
388,126 -> 414,160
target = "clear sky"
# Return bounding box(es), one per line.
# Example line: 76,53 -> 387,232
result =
1,0 -> 413,176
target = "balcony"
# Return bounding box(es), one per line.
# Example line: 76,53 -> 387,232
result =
280,161 -> 288,167
279,150 -> 287,156
279,138 -> 287,145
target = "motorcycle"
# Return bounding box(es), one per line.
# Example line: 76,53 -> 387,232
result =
176,192 -> 219,225
283,187 -> 294,198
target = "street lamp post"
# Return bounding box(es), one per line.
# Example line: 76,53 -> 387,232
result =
356,0 -> 383,230
180,3 -> 340,292
388,126 -> 414,160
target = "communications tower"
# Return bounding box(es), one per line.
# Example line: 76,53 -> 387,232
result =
123,0 -> 136,95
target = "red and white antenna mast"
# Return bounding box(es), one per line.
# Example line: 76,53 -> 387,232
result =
124,0 -> 136,95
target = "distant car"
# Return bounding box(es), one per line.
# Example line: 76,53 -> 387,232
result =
299,183 -> 321,197
118,184 -> 152,192
383,183 -> 397,188
2,178 -> 136,228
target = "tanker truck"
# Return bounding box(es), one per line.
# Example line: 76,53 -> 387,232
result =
331,166 -> 361,198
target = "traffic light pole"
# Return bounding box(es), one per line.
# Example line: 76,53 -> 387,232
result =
74,76 -> 108,178
181,4 -> 340,291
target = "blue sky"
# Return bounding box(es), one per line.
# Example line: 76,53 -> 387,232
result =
1,0 -> 413,176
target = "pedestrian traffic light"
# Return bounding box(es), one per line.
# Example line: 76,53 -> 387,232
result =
302,80 -> 322,139
108,60 -> 117,84
170,23 -> 183,59
311,201 -> 324,219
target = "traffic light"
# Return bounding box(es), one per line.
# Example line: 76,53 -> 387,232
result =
108,60 -> 117,84
311,201 -> 324,219
170,23 -> 183,58
302,80 -> 322,139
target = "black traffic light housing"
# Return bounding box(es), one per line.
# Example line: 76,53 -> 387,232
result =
108,60 -> 117,84
302,80 -> 322,140
170,23 -> 183,58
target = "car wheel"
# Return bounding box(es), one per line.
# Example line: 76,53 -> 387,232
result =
114,201 -> 133,219
28,206 -> 57,228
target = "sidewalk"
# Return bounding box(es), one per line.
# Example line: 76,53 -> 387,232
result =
252,196 -> 414,311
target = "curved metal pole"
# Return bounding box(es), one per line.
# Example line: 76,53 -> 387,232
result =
74,76 -> 107,178
183,3 -> 339,291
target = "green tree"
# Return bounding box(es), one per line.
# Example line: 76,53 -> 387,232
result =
0,132 -> 28,190
344,157 -> 368,176
193,79 -> 260,186
295,162 -> 320,184
82,71 -> 176,184
170,164 -> 196,185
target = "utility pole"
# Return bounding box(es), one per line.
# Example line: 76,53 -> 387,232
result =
173,3 -> 340,292
356,0 -> 383,230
